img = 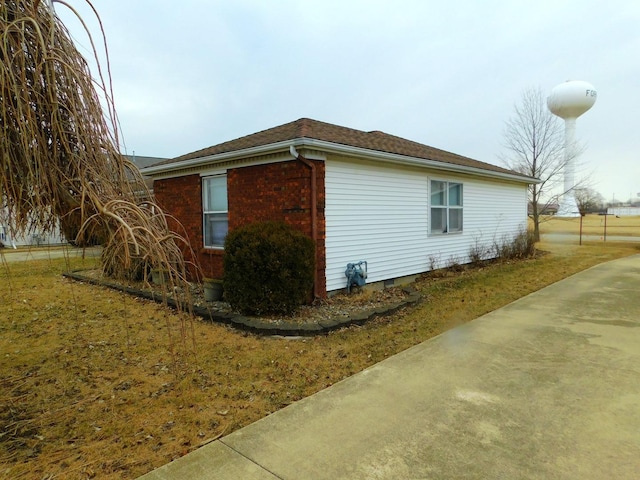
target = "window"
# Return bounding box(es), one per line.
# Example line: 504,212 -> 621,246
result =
430,180 -> 463,234
203,175 -> 228,248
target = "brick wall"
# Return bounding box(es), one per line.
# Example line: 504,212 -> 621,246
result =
153,173 -> 210,277
153,159 -> 327,296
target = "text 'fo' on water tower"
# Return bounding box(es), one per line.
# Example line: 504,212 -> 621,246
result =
547,80 -> 597,217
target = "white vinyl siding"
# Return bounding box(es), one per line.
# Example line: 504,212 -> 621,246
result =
325,160 -> 428,292
325,159 -> 528,292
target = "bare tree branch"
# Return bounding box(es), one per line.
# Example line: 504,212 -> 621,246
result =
575,187 -> 604,214
499,86 -> 588,240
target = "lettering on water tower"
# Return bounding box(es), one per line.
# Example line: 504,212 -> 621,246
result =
585,89 -> 597,97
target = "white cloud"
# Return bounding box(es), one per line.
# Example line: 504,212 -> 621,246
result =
56,0 -> 640,200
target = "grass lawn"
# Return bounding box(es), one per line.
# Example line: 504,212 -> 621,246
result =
1,240 -> 639,479
537,214 -> 640,237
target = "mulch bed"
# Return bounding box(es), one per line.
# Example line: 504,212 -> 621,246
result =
64,270 -> 422,336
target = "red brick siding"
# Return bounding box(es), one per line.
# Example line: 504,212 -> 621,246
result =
153,159 -> 327,296
153,174 -> 213,278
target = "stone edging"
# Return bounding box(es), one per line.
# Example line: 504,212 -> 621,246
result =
62,271 -> 422,337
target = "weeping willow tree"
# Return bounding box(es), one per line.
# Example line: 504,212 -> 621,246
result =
1,0 -> 192,287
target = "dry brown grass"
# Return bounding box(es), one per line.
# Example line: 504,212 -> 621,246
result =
1,240 -> 639,479
537,214 -> 640,237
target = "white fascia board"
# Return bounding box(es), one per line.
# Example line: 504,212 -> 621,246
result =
142,137 -> 538,185
141,140 -> 298,176
302,139 -> 538,184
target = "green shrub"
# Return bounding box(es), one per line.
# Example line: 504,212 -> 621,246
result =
223,221 -> 315,315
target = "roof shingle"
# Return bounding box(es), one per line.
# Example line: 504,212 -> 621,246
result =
153,118 -> 522,177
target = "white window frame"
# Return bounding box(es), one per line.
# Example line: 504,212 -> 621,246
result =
430,179 -> 463,234
202,174 -> 228,249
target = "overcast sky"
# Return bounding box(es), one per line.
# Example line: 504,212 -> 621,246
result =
57,0 -> 639,203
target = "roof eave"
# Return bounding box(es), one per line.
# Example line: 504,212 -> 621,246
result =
301,138 -> 539,184
141,140 -> 295,176
141,138 -> 538,184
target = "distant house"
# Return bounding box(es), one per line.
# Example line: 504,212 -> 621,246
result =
142,118 -> 536,297
125,154 -> 168,199
0,154 -> 165,248
0,208 -> 65,248
126,154 -> 167,192
528,202 -> 559,216
607,206 -> 640,216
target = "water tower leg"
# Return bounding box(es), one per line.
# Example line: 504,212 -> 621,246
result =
556,118 -> 580,218
556,195 -> 580,217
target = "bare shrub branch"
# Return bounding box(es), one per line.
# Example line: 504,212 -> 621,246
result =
0,1 -> 197,304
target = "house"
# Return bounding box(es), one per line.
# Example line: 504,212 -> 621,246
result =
125,154 -> 167,199
0,154 -> 165,248
0,208 -> 65,248
528,202 -> 559,216
142,118 -> 536,297
607,206 -> 640,217
125,154 -> 167,193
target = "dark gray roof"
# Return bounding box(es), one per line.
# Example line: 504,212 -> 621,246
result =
126,155 -> 168,170
150,118 -> 531,180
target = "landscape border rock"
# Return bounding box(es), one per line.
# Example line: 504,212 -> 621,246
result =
62,271 -> 422,337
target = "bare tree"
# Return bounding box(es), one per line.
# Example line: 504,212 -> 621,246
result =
574,187 -> 604,214
500,87 -> 585,241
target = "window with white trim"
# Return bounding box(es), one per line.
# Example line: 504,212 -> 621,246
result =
203,175 -> 228,248
430,180 -> 463,234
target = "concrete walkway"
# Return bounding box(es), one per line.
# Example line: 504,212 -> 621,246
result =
139,255 -> 640,480
0,245 -> 101,262
542,232 -> 640,243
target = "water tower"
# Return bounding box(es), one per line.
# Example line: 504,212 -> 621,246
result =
547,80 -> 597,217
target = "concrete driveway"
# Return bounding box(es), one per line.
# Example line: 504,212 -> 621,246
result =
140,255 -> 640,480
